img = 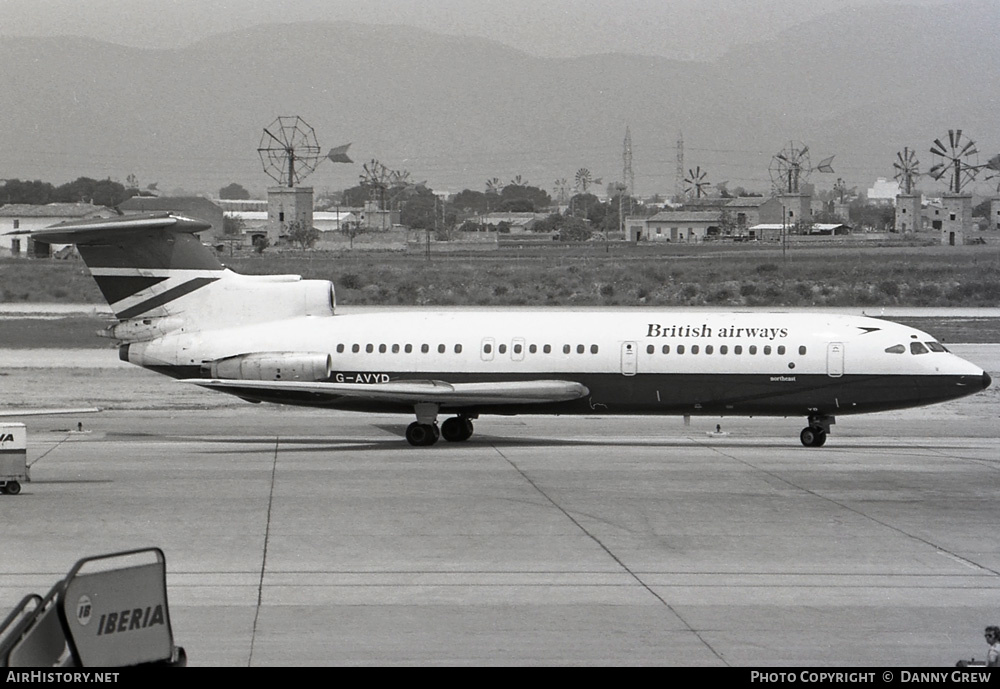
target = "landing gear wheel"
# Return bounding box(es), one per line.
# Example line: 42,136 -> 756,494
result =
800,427 -> 827,447
5,481 -> 21,495
406,422 -> 439,447
441,417 -> 474,442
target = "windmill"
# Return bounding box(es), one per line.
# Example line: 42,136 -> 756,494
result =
683,166 -> 710,198
553,178 -> 570,205
832,178 -> 857,203
360,159 -> 392,208
893,147 -> 920,195
258,116 -> 323,188
769,141 -> 835,194
928,130 -> 982,194
985,154 -> 1000,193
258,116 -> 352,189
574,168 -> 602,194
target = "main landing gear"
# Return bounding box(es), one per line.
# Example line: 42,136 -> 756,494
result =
405,404 -> 476,446
800,415 -> 835,447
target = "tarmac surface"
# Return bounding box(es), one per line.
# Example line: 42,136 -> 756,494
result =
0,353 -> 998,667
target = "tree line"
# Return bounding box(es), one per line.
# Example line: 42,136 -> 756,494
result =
0,177 -> 142,208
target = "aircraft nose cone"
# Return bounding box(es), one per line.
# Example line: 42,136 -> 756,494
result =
984,371 -> 993,390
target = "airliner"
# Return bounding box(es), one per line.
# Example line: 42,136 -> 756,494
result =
17,213 -> 991,447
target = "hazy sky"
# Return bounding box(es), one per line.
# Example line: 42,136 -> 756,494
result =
0,0 -> 949,60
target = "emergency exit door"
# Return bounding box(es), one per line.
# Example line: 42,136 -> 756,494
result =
621,341 -> 637,376
827,342 -> 844,377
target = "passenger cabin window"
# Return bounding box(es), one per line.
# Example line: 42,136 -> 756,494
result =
910,342 -> 929,355
438,344 -> 446,353
405,344 -> 413,353
591,345 -> 599,354
647,345 -> 655,354
662,345 -> 670,354
563,345 -> 571,354
677,345 -> 685,354
352,344 -> 360,353
885,344 -> 905,354
498,344 -> 507,354
455,344 -> 463,353
337,344 -> 345,353
484,343 -> 492,354
798,346 -> 807,355
421,344 -> 429,353
543,345 -> 552,354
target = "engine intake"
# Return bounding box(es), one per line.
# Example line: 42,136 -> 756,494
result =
203,352 -> 332,381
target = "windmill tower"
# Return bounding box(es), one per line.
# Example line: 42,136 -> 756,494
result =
928,129 -> 982,245
258,116 -> 321,242
893,147 -> 921,233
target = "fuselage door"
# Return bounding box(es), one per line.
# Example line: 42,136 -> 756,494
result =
827,342 -> 844,377
621,341 -> 637,376
481,337 -> 495,362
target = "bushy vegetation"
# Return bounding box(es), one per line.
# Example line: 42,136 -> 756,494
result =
3,244 -> 998,308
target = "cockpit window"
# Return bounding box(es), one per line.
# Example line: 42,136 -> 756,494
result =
910,342 -> 929,355
925,342 -> 948,353
885,344 -> 905,354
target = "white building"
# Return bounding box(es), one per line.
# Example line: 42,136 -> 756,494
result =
867,178 -> 902,206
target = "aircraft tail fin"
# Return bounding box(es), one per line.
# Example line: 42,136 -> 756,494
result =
28,213 -> 222,320
27,213 -> 335,341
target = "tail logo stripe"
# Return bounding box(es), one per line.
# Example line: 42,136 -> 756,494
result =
93,276 -> 168,305
116,277 -> 219,319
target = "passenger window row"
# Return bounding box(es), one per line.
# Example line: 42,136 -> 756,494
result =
336,343 -> 463,354
483,343 -> 601,355
645,344 -> 806,356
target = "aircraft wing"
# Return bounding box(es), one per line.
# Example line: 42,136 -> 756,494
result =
0,408 -> 99,418
181,378 -> 589,407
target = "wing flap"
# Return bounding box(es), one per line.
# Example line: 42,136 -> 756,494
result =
179,378 -> 589,407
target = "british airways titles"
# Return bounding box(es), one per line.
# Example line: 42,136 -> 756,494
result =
646,323 -> 789,341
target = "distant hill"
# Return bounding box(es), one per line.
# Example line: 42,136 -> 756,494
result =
0,0 -> 996,198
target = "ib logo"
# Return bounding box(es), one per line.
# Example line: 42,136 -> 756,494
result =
76,595 -> 93,626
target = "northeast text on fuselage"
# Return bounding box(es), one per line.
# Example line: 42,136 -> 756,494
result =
646,323 -> 789,341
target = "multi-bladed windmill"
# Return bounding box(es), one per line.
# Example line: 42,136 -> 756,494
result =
257,116 -> 352,188
769,141 -> 835,194
927,129 -> 982,194
683,166 -> 710,198
893,147 -> 920,195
